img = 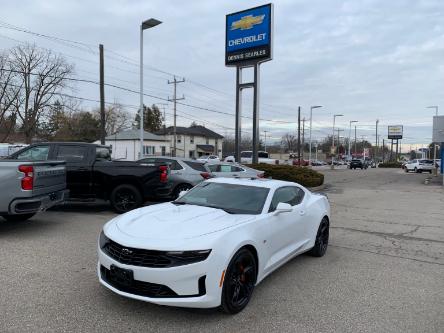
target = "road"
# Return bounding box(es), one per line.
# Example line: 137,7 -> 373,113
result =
1,168 -> 443,332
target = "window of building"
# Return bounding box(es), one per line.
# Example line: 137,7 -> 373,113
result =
206,137 -> 209,144
190,135 -> 194,144
177,135 -> 182,143
143,146 -> 155,156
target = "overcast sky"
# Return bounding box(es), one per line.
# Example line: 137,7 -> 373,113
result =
1,0 -> 443,149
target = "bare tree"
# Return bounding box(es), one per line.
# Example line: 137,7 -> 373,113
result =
9,44 -> 74,143
281,133 -> 297,152
96,102 -> 132,135
0,52 -> 21,141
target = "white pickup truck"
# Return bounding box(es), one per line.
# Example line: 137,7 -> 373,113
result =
240,151 -> 278,165
0,160 -> 68,221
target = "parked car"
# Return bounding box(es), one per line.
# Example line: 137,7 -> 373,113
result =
206,162 -> 264,178
310,160 -> 324,166
196,155 -> 220,163
98,177 -> 330,314
0,159 -> 68,221
9,143 -> 171,213
404,159 -> 434,173
292,159 -> 309,166
349,159 -> 367,169
240,151 -> 277,164
138,157 -> 211,199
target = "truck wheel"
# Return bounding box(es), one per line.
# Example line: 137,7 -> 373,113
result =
110,184 -> 143,213
2,213 -> 36,222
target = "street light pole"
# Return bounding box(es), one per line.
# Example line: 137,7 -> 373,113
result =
263,130 -> 269,152
348,120 -> 358,158
309,105 -> 322,165
427,106 -> 439,175
331,114 -> 344,169
139,18 -> 162,159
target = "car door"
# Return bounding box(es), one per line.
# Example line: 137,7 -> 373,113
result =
262,186 -> 307,273
54,145 -> 92,197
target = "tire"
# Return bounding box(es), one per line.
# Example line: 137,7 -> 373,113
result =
404,168 -> 408,173
220,248 -> 257,314
2,213 -> 35,222
308,217 -> 329,257
110,184 -> 143,213
172,183 -> 193,199
429,170 -> 432,174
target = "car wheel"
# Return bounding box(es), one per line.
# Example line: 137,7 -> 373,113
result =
1,213 -> 35,222
220,248 -> 257,314
110,184 -> 142,213
173,183 -> 193,199
404,168 -> 408,173
308,217 -> 329,257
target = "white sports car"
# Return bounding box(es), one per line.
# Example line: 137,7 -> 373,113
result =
98,178 -> 330,314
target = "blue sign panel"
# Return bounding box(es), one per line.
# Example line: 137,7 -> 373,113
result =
226,4 -> 273,66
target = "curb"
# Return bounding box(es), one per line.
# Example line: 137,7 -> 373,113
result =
308,183 -> 326,192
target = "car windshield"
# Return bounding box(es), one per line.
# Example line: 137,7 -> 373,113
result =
174,182 -> 269,215
420,160 -> 433,164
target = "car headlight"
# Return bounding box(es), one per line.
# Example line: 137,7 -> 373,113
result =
165,250 -> 212,266
99,230 -> 109,249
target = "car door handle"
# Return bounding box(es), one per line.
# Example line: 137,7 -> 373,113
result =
299,210 -> 306,216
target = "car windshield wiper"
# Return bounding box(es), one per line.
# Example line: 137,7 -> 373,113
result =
172,201 -> 187,205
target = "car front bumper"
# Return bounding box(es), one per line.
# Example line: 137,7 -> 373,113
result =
97,247 -> 223,308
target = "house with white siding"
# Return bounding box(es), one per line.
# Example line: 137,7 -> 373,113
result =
95,129 -> 170,161
155,125 -> 224,159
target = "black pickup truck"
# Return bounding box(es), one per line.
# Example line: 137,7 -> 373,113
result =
9,142 -> 171,213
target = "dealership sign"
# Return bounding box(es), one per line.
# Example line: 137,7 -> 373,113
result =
225,4 -> 273,66
388,125 -> 403,139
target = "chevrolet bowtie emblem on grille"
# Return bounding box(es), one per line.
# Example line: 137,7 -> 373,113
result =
121,248 -> 133,255
231,14 -> 265,30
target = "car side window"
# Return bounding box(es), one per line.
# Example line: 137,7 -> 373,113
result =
207,164 -> 218,172
163,159 -> 182,171
220,165 -> 232,172
16,146 -> 49,161
269,186 -> 305,212
232,166 -> 243,172
56,146 -> 88,162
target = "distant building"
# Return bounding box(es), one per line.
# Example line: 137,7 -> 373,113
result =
94,129 -> 170,161
155,125 -> 224,158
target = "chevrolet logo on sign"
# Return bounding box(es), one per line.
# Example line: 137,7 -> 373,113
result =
230,14 -> 265,30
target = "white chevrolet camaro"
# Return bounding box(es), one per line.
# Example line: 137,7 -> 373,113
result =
98,177 -> 330,314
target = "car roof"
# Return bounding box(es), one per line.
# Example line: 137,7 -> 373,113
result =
205,177 -> 304,190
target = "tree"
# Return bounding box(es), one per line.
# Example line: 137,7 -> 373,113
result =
0,51 -> 21,141
281,133 -> 297,153
95,102 -> 131,135
9,44 -> 74,143
134,104 -> 163,132
68,111 -> 101,142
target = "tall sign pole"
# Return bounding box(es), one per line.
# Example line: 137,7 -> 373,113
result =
226,4 -> 273,164
99,44 -> 106,145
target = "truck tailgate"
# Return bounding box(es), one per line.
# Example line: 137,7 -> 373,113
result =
32,161 -> 66,196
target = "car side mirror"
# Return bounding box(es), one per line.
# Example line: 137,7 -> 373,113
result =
178,190 -> 188,198
274,202 -> 292,215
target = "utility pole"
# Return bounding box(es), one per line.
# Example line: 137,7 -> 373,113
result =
302,118 -> 306,160
297,106 -> 301,166
168,76 -> 185,157
99,44 -> 105,145
382,139 -> 385,162
375,119 -> 379,161
337,129 -> 344,160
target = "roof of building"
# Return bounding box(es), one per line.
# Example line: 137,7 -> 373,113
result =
155,125 -> 224,139
104,129 -> 168,141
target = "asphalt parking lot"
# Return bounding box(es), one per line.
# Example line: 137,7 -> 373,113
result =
1,168 -> 443,333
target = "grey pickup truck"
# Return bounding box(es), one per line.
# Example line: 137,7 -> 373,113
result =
0,160 -> 68,221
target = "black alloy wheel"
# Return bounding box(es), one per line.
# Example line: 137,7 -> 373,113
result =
308,217 -> 329,257
110,184 -> 142,213
173,183 -> 193,199
221,248 -> 257,314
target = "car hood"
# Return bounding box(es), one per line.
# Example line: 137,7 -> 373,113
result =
111,203 -> 255,241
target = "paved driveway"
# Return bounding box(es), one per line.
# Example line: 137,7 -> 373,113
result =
1,168 -> 443,332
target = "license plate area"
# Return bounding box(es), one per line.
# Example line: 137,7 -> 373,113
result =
110,265 -> 134,287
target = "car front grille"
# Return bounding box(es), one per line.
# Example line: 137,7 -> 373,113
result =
103,239 -> 172,268
100,265 -> 177,298
100,266 -> 206,298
